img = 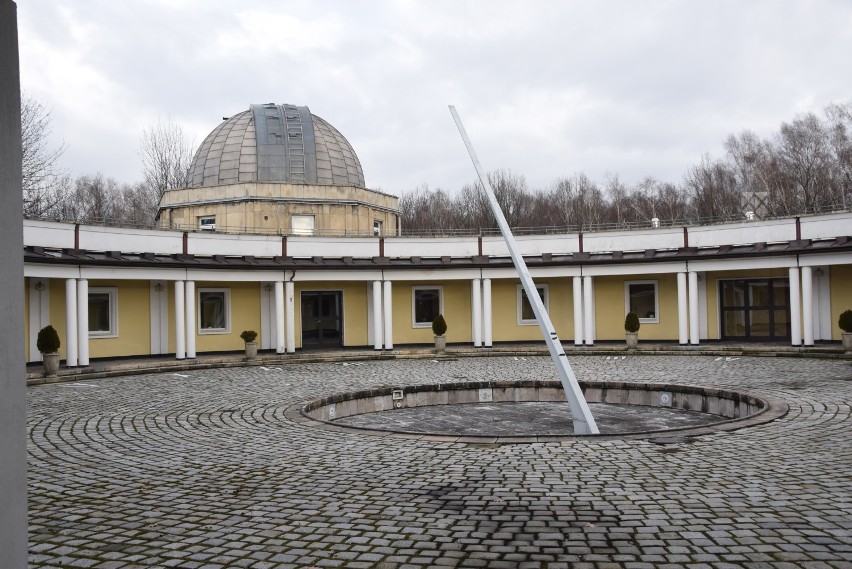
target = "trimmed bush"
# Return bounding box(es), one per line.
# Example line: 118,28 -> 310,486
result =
37,325 -> 61,354
839,310 -> 852,333
240,330 -> 258,343
624,312 -> 641,333
432,314 -> 447,336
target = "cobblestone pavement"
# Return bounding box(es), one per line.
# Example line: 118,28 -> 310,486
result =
28,355 -> 852,568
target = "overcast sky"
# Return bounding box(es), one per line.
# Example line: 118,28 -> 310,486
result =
16,0 -> 852,195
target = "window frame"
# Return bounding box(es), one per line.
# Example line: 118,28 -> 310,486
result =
198,215 -> 216,231
197,287 -> 231,335
624,280 -> 659,324
291,214 -> 316,236
88,287 -> 118,338
517,284 -> 548,326
411,285 -> 444,329
373,219 -> 383,236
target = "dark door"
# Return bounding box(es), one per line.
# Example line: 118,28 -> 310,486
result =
720,278 -> 790,341
301,291 -> 343,347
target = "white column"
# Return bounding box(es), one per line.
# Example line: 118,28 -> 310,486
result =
573,276 -> 584,346
285,280 -> 296,353
789,267 -> 802,346
677,272 -> 689,345
372,281 -> 383,350
383,281 -> 393,350
482,278 -> 493,347
582,275 -> 594,345
275,281 -> 285,353
65,279 -> 78,367
77,279 -> 89,366
471,278 -> 482,347
175,280 -> 186,360
184,280 -> 196,358
801,266 -> 814,346
688,272 -> 699,345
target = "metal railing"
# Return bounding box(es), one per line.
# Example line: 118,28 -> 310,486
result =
24,201 -> 852,239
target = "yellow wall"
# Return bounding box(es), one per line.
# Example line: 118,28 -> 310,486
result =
391,280 -> 472,345
193,282 -> 261,352
705,268 -> 792,340
37,279 -> 152,360
489,279 -> 574,341
89,280 -> 151,358
829,265 -> 852,340
294,282 -> 370,348
593,275 -> 679,341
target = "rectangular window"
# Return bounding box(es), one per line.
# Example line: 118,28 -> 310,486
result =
373,219 -> 382,236
198,288 -> 230,334
88,287 -> 118,337
625,280 -> 659,323
291,215 -> 315,235
517,284 -> 548,325
198,216 -> 216,231
412,286 -> 443,328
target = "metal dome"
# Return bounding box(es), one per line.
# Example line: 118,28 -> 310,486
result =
187,103 -> 365,188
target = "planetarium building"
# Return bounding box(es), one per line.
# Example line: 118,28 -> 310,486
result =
21,103 -> 852,367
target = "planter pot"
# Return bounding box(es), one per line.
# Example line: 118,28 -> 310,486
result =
843,332 -> 852,353
434,335 -> 446,352
42,352 -> 60,377
625,332 -> 638,350
245,342 -> 258,360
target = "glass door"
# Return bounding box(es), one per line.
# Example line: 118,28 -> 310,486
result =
720,278 -> 790,341
301,291 -> 343,347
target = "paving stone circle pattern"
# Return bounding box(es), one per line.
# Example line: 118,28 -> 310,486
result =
28,355 -> 852,568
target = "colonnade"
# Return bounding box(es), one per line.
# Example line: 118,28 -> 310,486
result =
53,268 -> 823,366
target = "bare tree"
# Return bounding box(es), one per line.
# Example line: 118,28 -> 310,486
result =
21,94 -> 68,216
139,117 -> 195,199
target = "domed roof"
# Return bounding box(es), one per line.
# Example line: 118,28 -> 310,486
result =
187,103 -> 365,188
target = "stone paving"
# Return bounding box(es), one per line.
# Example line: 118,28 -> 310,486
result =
27,354 -> 852,568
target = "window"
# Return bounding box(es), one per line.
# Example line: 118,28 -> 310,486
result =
198,288 -> 230,334
517,284 -> 548,325
412,286 -> 443,328
625,280 -> 659,323
373,220 -> 382,236
198,216 -> 216,231
291,215 -> 315,235
88,287 -> 117,337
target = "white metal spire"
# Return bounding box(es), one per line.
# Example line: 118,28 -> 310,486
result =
448,105 -> 599,435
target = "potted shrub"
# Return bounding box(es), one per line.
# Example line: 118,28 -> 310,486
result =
240,330 -> 258,360
37,324 -> 61,377
624,312 -> 640,350
432,314 -> 447,352
839,310 -> 852,353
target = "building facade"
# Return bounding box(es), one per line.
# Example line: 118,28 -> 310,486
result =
23,211 -> 852,364
157,103 -> 400,236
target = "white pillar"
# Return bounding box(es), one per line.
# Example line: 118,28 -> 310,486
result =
65,279 -> 78,367
274,281 -> 285,353
573,276 -> 584,346
285,281 -> 296,353
583,275 -> 594,345
688,272 -> 699,345
801,266 -> 814,346
184,280 -> 196,358
482,278 -> 492,347
677,272 -> 689,345
175,280 -> 186,359
77,279 -> 89,365
372,281 -> 383,350
383,281 -> 393,350
789,267 -> 802,346
471,278 -> 482,347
